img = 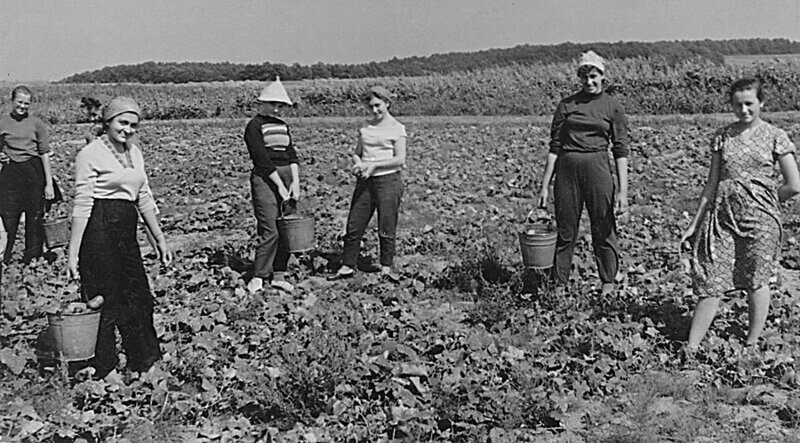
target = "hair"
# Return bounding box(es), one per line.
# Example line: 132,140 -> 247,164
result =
362,87 -> 394,105
728,77 -> 764,102
10,85 -> 32,100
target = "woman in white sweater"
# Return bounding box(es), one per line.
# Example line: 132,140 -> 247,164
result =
67,97 -> 171,380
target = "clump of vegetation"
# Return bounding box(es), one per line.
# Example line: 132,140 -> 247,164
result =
2,116 -> 800,440
5,55 -> 800,124
59,38 -> 800,83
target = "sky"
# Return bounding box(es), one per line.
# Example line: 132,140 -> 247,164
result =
2,0 -> 800,82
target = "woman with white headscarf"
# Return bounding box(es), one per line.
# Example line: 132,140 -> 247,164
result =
67,96 -> 171,380
536,51 -> 630,295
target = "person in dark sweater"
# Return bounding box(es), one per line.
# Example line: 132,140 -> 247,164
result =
0,85 -> 55,264
244,78 -> 300,294
536,51 -> 630,295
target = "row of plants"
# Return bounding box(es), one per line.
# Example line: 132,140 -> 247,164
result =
4,57 -> 800,124
1,116 -> 800,440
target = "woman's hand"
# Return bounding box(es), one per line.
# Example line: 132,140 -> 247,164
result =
0,152 -> 9,164
156,237 -> 172,266
614,191 -> 629,223
289,181 -> 301,200
361,162 -> 377,178
44,181 -> 55,200
67,254 -> 80,280
680,224 -> 697,251
537,188 -> 549,210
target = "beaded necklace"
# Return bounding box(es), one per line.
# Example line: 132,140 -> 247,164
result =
101,135 -> 134,169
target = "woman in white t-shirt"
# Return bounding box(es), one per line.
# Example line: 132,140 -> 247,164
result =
332,86 -> 407,279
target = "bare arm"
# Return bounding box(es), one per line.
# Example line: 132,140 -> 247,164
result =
681,151 -> 721,243
41,153 -> 54,200
288,163 -> 300,199
777,153 -> 800,202
140,208 -> 172,265
0,223 -> 6,257
67,217 -> 89,279
537,152 -> 558,208
350,137 -> 364,167
614,156 -> 629,216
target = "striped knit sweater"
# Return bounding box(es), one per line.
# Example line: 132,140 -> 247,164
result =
243,114 -> 298,177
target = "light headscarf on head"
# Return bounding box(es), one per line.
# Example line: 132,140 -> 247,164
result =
577,50 -> 605,73
103,96 -> 141,122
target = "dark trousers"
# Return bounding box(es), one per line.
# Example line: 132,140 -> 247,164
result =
0,157 -> 45,264
251,166 -> 293,279
80,199 -> 160,378
342,172 -> 403,268
552,151 -> 620,284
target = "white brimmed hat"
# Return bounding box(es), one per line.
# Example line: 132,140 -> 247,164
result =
577,50 -> 605,73
257,76 -> 293,105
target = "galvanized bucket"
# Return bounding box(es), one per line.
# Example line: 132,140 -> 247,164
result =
43,216 -> 70,249
519,223 -> 557,269
46,310 -> 101,361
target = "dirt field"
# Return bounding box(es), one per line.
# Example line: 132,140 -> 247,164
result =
2,115 -> 800,441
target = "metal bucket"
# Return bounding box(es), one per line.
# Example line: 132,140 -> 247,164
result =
519,223 -> 557,269
43,216 -> 70,249
277,215 -> 315,253
46,310 -> 101,361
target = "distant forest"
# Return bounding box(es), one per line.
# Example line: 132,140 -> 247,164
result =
60,38 -> 800,84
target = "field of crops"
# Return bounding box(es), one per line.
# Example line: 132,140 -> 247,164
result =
4,57 -> 800,124
1,113 -> 800,441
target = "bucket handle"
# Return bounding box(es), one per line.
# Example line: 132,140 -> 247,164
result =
526,207 -> 554,230
44,201 -> 67,222
279,198 -> 297,218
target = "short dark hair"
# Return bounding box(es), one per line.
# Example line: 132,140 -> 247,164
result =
728,77 -> 763,102
362,86 -> 395,105
11,85 -> 32,101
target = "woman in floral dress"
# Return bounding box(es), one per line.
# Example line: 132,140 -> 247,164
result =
682,77 -> 800,350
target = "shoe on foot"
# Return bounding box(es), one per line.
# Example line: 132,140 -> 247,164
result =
358,262 -> 382,273
247,277 -> 264,294
271,279 -> 294,293
328,265 -> 355,281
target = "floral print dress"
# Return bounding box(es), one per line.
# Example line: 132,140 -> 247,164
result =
690,122 -> 795,296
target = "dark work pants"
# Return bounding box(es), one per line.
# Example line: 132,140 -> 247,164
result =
342,172 -> 403,268
80,199 -> 160,378
251,166 -> 293,279
552,151 -> 620,285
0,157 -> 45,264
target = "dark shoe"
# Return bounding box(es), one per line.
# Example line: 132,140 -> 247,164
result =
358,262 -> 382,273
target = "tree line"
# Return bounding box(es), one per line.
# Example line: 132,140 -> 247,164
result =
55,38 -> 800,84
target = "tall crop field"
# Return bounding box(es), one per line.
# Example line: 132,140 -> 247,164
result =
1,57 -> 800,123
